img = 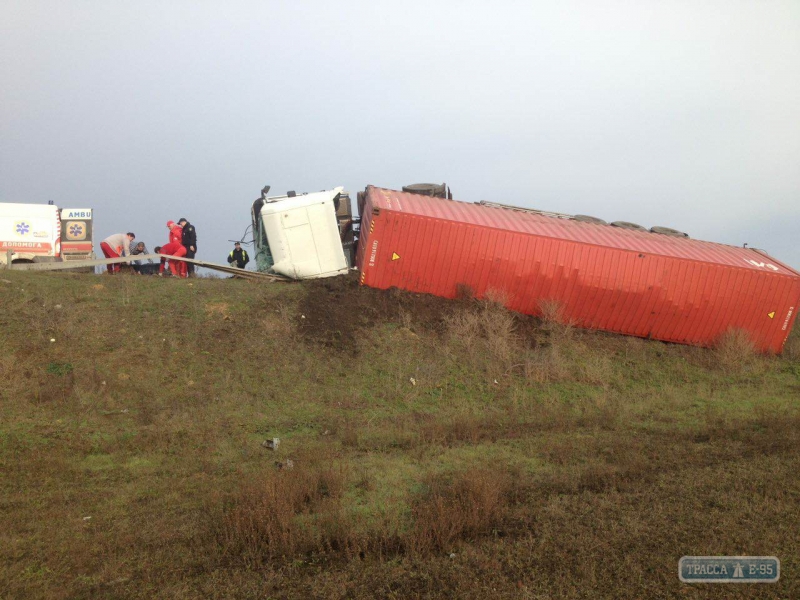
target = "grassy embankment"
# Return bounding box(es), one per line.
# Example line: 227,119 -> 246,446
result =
0,271 -> 798,599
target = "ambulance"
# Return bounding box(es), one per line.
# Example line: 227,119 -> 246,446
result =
58,207 -> 94,263
0,203 -> 94,264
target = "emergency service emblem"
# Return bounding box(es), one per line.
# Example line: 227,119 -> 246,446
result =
15,221 -> 30,236
65,221 -> 86,241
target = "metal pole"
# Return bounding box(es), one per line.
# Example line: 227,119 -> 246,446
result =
5,250 -> 11,269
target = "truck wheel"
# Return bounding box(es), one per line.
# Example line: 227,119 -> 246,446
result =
572,215 -> 607,225
402,183 -> 447,198
610,221 -> 647,231
650,226 -> 689,238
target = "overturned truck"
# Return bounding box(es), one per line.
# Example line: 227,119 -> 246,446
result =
355,186 -> 799,354
252,184 -> 799,353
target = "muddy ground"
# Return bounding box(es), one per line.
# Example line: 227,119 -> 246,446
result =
294,273 -> 543,353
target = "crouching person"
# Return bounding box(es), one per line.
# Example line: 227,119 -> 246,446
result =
129,241 -> 155,274
158,221 -> 187,277
100,232 -> 135,274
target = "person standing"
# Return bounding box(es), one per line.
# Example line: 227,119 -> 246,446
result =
227,242 -> 249,269
100,232 -> 135,274
158,221 -> 187,277
178,218 -> 197,277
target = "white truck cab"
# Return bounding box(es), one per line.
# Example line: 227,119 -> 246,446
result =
251,187 -> 354,279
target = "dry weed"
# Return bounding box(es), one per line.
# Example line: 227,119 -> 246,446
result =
445,309 -> 483,357
417,412 -> 497,446
782,330 -> 800,361
516,299 -> 587,383
340,424 -> 359,449
218,462 -> 349,565
523,344 -> 570,383
397,305 -> 413,330
714,328 -> 759,373
577,352 -> 614,386
445,295 -> 520,372
483,308 -> 517,366
409,468 -> 513,554
538,298 -> 563,325
538,298 -> 574,334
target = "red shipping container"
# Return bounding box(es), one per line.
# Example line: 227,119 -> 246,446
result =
356,186 -> 800,353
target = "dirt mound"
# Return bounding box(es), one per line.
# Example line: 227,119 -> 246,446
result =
296,273 -> 467,353
295,273 -> 546,353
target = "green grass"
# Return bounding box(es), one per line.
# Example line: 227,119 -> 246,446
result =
0,271 -> 798,599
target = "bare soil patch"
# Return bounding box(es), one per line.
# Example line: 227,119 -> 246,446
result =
296,273 -> 463,352
295,273 -> 551,353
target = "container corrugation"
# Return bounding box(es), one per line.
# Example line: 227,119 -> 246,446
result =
356,187 -> 800,353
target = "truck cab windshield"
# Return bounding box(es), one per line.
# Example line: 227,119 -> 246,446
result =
254,218 -> 274,272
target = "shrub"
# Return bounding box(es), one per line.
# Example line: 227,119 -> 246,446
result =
409,468 -> 514,554
217,462 -> 349,565
782,328 -> 800,361
444,293 -> 520,373
714,328 -> 758,373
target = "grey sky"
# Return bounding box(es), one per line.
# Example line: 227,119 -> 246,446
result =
1,0 -> 798,270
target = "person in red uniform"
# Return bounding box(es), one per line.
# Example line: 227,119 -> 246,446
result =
100,232 -> 135,274
158,221 -> 187,277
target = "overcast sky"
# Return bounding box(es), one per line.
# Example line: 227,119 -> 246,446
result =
1,0 -> 798,271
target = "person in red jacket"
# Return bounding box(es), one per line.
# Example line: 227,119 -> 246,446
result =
158,221 -> 188,277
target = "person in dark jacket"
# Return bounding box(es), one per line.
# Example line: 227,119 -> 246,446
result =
178,218 -> 197,276
228,242 -> 249,269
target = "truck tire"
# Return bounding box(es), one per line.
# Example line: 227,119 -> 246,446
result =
610,221 -> 647,231
572,215 -> 607,225
650,226 -> 689,238
402,183 -> 448,198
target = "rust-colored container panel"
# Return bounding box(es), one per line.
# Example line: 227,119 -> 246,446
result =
356,186 -> 800,353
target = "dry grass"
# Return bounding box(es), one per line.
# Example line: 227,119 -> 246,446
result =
216,461 -> 352,564
781,329 -> 800,361
714,327 -> 760,373
538,297 -> 576,333
216,464 -> 523,564
409,468 -> 517,554
444,294 -> 519,373
0,272 -> 798,599
523,343 -> 570,382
